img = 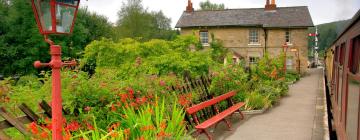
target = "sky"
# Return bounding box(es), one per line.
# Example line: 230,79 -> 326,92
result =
80,0 -> 360,28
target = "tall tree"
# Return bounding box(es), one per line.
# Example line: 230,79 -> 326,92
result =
199,0 -> 225,10
115,0 -> 176,41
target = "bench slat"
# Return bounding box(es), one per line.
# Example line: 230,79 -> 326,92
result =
186,91 -> 236,115
195,102 -> 245,129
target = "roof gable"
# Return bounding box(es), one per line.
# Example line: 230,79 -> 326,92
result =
175,6 -> 314,28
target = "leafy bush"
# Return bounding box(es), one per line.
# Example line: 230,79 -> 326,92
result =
253,53 -> 285,80
244,92 -> 271,110
25,97 -> 188,140
253,79 -> 288,104
81,36 -> 216,78
286,70 -> 300,82
210,64 -> 248,102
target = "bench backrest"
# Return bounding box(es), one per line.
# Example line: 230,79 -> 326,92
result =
186,90 -> 236,115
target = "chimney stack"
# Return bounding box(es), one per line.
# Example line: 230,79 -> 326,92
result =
265,0 -> 277,11
186,0 -> 194,13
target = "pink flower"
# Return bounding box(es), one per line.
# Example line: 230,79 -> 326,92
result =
84,106 -> 91,112
159,80 -> 166,86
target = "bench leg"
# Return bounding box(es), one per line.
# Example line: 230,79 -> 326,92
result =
200,129 -> 213,140
238,110 -> 245,120
223,119 -> 232,131
235,110 -> 245,120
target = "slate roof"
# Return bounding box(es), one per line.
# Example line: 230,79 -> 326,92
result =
175,6 -> 314,28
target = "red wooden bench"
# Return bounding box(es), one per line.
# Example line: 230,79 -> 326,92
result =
186,90 -> 245,140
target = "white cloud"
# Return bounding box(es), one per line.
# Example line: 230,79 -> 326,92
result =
80,0 -> 360,27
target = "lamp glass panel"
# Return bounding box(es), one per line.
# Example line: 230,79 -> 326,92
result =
55,4 -> 75,33
34,0 -> 52,31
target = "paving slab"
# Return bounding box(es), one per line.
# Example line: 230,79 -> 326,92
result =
196,68 -> 327,140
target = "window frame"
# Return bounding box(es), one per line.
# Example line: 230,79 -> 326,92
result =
199,31 -> 209,46
340,43 -> 346,66
249,29 -> 259,45
285,29 -> 291,44
249,57 -> 259,65
349,36 -> 360,75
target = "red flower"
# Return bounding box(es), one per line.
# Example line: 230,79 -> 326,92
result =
124,128 -> 130,135
86,122 -> 94,130
111,104 -> 116,111
4,97 -> 10,103
160,122 -> 167,129
40,131 -> 49,138
110,131 -> 118,137
108,122 -> 121,132
29,122 -> 39,134
157,131 -> 171,138
130,102 -> 137,108
128,88 -> 134,97
72,75 -> 78,79
46,123 -> 52,131
65,121 -> 80,132
120,94 -> 128,102
64,130 -> 71,140
136,97 -> 147,104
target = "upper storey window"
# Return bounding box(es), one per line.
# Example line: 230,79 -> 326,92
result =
249,29 -> 259,44
285,29 -> 291,44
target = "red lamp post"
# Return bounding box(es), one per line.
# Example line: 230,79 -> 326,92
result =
282,43 -> 289,75
31,0 -> 80,139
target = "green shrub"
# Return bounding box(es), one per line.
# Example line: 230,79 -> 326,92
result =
80,36 -> 216,78
244,92 -> 271,110
209,64 -> 248,102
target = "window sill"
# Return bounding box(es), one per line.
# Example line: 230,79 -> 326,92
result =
248,43 -> 261,46
202,43 -> 210,47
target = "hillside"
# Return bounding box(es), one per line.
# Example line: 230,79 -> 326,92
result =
308,19 -> 350,56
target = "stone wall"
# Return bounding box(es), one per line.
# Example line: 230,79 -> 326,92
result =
180,27 -> 309,74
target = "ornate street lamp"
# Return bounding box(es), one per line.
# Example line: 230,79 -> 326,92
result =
31,0 -> 80,139
282,43 -> 289,75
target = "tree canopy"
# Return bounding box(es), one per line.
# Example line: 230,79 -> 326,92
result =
0,0 -> 113,76
115,0 -> 177,41
199,0 -> 225,10
0,0 -> 179,77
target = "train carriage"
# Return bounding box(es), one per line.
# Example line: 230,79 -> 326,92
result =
325,9 -> 360,140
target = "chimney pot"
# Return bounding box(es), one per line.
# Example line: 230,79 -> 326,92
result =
271,0 -> 275,4
186,0 -> 194,13
265,0 -> 277,11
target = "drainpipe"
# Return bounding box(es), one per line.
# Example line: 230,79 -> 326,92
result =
264,28 -> 268,56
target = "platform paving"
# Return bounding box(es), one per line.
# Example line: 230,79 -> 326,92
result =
197,68 -> 327,140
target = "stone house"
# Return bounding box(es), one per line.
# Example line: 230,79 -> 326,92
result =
175,0 -> 314,73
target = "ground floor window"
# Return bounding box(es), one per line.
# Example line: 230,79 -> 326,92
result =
232,58 -> 238,64
199,31 -> 209,45
249,57 -> 259,65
